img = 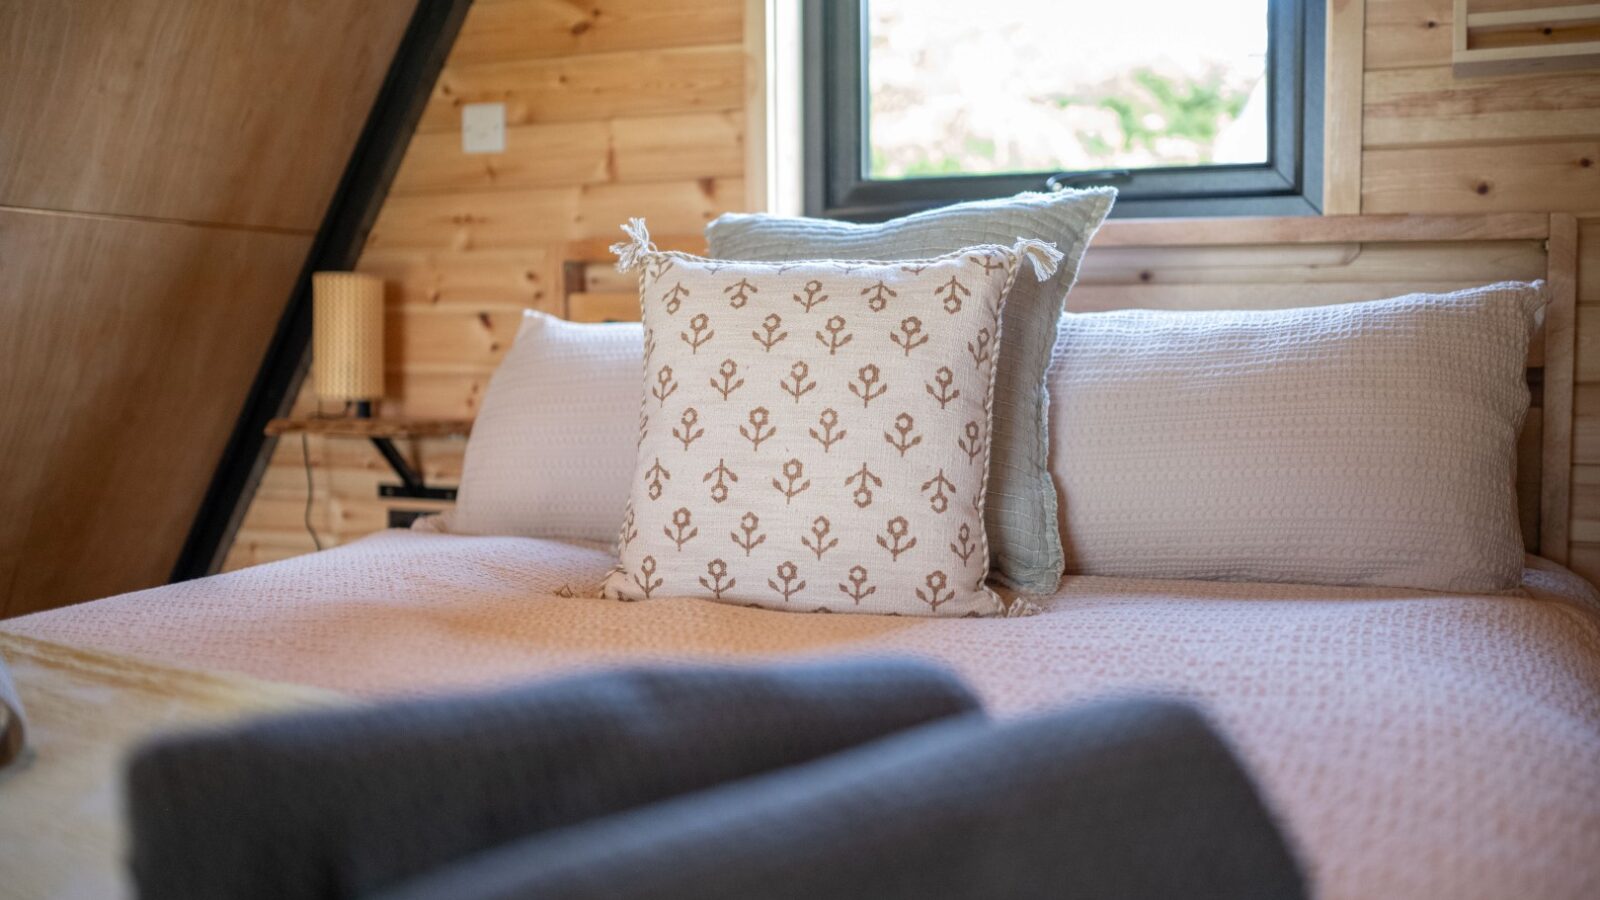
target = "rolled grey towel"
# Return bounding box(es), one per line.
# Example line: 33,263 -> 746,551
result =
124,658 -> 980,900
378,697 -> 1305,900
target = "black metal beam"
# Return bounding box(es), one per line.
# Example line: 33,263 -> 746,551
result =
370,437 -> 458,501
171,0 -> 474,581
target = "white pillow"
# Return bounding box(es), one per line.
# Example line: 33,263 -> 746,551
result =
441,311 -> 641,543
1046,282 -> 1545,593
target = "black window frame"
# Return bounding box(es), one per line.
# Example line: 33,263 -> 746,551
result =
804,0 -> 1325,221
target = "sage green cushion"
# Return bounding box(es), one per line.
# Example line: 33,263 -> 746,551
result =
706,189 -> 1115,593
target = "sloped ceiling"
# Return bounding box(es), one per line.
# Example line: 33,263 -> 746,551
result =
0,0 -> 417,616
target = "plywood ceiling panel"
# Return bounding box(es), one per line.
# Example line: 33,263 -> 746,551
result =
0,0 -> 415,231
0,211 -> 311,615
0,0 -> 418,615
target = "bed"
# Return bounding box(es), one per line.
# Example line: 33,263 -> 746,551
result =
6,532 -> 1600,898
4,214 -> 1599,899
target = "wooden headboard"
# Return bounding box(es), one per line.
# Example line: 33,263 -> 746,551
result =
561,214 -> 1579,563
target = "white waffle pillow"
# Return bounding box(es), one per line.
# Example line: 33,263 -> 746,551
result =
442,311 -> 642,543
1046,282 -> 1546,593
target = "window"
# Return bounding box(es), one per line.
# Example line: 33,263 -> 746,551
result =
804,0 -> 1324,220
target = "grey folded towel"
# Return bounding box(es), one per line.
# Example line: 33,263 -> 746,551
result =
377,696 -> 1306,900
124,658 -> 980,900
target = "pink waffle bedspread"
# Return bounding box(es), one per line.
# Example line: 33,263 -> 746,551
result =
6,529 -> 1600,899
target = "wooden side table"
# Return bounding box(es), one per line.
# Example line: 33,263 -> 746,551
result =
265,417 -> 473,502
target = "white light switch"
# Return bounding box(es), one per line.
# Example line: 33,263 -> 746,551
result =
462,102 -> 506,154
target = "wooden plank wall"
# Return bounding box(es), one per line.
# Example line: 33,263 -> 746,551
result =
1359,0 -> 1600,579
227,0 -> 753,569
0,0 -> 415,616
228,0 -> 1600,583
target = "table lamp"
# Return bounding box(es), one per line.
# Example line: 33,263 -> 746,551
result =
312,271 -> 385,417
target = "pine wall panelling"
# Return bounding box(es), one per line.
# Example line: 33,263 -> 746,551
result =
0,0 -> 416,616
1568,215 -> 1600,576
1325,0 -> 1367,214
227,0 -> 1600,585
226,0 -> 754,569
1358,0 -> 1600,579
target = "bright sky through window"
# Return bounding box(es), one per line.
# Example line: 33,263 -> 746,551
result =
867,0 -> 1270,179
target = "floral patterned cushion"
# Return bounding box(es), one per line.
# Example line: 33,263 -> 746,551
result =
601,220 -> 1060,616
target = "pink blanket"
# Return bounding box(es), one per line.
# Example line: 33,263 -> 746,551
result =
7,530 -> 1600,899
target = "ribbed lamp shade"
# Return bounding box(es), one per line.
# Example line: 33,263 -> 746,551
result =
312,271 -> 385,402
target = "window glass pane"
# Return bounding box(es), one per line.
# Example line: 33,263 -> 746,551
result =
866,0 -> 1270,180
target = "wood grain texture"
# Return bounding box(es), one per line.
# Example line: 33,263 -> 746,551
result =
1573,304 -> 1600,380
229,0 -> 754,565
265,417 -> 473,438
1363,140 -> 1600,213
0,0 -> 414,231
1543,214 -> 1579,563
1325,0 -> 1367,213
1574,383 -> 1600,465
1364,66 -> 1600,147
1367,0 -> 1456,69
1369,0 -> 1600,68
1454,38 -> 1600,77
1453,1 -> 1600,76
0,0 -> 415,616
366,178 -> 743,249
448,0 -> 743,65
566,291 -> 644,322
1519,405 -> 1547,547
419,44 -> 745,133
1468,0 -> 1600,13
1582,216 -> 1600,303
743,0 -> 771,213
1080,240 -> 1547,284
384,372 -> 495,418
0,211 -> 311,616
1572,216 -> 1600,580
385,306 -> 526,371
390,112 -> 745,194
358,247 -> 564,311
1067,279 -> 1542,311
1092,213 -> 1550,245
1359,0 -> 1600,577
